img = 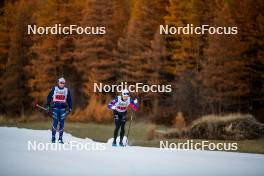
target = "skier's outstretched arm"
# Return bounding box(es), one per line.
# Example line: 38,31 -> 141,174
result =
107,97 -> 118,110
129,98 -> 138,111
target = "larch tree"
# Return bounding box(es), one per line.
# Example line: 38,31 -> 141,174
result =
163,0 -> 209,119
73,0 -> 116,99
28,0 -> 82,106
1,0 -> 35,115
230,0 -> 264,121
0,3 -> 10,114
116,0 -> 168,84
199,1 -> 249,114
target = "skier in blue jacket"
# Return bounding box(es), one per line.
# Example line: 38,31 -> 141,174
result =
46,77 -> 72,144
108,89 -> 138,146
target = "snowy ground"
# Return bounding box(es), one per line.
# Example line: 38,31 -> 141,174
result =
0,127 -> 264,176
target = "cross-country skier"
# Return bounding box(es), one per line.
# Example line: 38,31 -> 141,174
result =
46,77 -> 72,144
107,89 -> 138,146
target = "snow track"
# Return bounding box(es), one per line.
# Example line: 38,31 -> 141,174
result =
0,127 -> 263,176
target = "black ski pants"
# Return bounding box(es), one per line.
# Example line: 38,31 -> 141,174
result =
113,110 -> 127,143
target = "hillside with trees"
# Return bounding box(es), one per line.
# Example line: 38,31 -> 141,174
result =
0,0 -> 263,124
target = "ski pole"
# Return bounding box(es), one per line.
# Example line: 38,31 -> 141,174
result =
35,103 -> 53,117
35,103 -> 70,116
35,104 -> 48,111
126,111 -> 134,146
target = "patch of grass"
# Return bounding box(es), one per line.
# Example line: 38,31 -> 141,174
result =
0,120 -> 161,143
236,138 -> 264,154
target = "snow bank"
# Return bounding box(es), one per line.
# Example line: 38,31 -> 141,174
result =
0,127 -> 264,176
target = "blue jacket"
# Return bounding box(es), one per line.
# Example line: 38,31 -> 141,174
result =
46,86 -> 72,109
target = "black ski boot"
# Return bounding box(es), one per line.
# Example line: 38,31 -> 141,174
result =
58,138 -> 64,144
52,136 -> 56,143
112,140 -> 117,146
119,141 -> 124,147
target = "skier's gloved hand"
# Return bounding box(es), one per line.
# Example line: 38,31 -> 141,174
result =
111,105 -> 116,110
46,106 -> 50,112
134,98 -> 138,104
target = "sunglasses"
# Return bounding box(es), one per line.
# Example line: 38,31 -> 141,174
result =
59,82 -> 65,84
123,93 -> 129,96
